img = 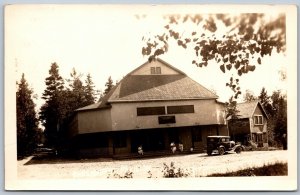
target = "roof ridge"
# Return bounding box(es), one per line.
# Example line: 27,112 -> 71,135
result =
238,100 -> 259,105
185,74 -> 219,99
156,58 -> 187,76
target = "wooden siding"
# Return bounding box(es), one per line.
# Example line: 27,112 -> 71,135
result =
250,105 -> 267,133
131,60 -> 179,75
77,108 -> 112,134
110,99 -> 226,132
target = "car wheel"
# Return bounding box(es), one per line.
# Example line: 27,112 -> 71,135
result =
235,147 -> 242,154
218,147 -> 225,155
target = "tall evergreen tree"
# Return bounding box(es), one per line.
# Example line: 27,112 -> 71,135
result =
258,87 -> 273,117
104,76 -> 114,95
16,73 -> 39,158
271,90 -> 287,147
66,68 -> 87,110
39,62 -> 65,148
84,73 -> 96,105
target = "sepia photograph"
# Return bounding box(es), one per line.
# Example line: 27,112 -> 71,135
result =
4,4 -> 297,190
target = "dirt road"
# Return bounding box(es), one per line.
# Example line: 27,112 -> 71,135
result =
18,150 -> 288,179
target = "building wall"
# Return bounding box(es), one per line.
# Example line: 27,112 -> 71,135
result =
132,60 -> 179,75
250,105 -> 267,133
68,114 -> 79,137
77,108 -> 112,134
109,99 -> 225,132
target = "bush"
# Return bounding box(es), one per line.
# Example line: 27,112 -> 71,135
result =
162,162 -> 190,178
107,170 -> 133,178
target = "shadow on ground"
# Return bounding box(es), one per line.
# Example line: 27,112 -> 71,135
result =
24,151 -> 208,165
24,152 -> 113,165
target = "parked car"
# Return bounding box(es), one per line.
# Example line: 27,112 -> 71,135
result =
206,135 -> 242,156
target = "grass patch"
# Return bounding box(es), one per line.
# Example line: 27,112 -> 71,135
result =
208,162 -> 287,177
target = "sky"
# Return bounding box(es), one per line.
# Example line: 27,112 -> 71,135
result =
6,4 -> 288,112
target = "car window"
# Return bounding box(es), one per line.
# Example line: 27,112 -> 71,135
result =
221,138 -> 225,142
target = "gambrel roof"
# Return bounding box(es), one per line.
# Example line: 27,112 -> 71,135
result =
76,58 -> 218,111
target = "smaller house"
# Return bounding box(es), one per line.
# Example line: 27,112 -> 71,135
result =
228,101 -> 269,148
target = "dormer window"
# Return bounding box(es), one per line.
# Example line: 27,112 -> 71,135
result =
151,67 -> 161,74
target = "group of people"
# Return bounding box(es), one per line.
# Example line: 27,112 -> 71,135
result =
137,142 -> 185,156
170,142 -> 184,153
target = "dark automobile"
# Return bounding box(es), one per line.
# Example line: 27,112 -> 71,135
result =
206,135 -> 242,156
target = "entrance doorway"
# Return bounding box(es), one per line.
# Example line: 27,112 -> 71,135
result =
131,129 -> 165,153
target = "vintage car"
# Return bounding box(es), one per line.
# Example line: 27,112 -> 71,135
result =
206,135 -> 242,156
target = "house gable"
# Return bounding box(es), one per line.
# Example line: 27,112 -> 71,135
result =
253,103 -> 267,118
76,58 -> 218,109
130,58 -> 185,76
108,59 -> 218,102
235,101 -> 268,119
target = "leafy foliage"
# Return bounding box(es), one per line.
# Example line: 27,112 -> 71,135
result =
225,96 -> 239,119
141,13 -> 286,100
243,89 -> 257,102
107,170 -> 133,179
162,162 -> 190,178
17,74 -> 39,158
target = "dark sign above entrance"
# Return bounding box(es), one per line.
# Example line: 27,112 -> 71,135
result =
158,115 -> 176,124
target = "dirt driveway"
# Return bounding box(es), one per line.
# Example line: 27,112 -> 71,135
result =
18,150 -> 288,179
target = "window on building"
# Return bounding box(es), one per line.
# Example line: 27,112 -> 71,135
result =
137,106 -> 166,116
158,115 -> 176,124
167,105 -> 195,114
113,132 -> 127,148
150,67 -> 161,74
150,67 -> 156,74
254,115 -> 263,125
156,67 -> 161,74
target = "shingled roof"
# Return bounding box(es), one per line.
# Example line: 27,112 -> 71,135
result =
76,58 -> 218,111
235,101 -> 269,119
108,74 -> 218,102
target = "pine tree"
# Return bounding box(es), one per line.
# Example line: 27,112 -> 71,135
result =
16,73 -> 39,158
84,73 -> 96,105
39,62 -> 65,148
104,76 -> 114,95
66,68 -> 87,109
270,91 -> 287,147
258,87 -> 273,117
